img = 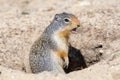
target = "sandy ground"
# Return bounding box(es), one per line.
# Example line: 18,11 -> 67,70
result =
0,0 -> 120,80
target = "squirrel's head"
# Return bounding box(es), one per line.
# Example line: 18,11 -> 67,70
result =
53,12 -> 80,34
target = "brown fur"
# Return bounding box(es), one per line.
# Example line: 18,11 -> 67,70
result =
69,14 -> 80,25
55,49 -> 67,58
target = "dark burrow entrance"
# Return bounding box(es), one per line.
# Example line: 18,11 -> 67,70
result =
64,44 -> 103,73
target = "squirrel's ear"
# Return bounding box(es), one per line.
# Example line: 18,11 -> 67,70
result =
54,14 -> 60,21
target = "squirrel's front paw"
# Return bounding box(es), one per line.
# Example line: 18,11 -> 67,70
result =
62,56 -> 69,68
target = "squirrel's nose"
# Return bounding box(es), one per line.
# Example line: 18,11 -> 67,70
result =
77,24 -> 80,27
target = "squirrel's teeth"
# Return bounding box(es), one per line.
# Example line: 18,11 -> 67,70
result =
72,28 -> 77,31
70,28 -> 78,34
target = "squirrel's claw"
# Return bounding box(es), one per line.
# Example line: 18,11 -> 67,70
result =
63,56 -> 69,68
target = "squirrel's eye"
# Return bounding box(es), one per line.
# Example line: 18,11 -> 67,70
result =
64,18 -> 70,23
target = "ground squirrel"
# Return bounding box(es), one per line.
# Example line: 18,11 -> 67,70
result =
29,12 -> 80,74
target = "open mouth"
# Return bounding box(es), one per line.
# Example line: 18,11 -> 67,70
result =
70,24 -> 80,33
71,27 -> 77,33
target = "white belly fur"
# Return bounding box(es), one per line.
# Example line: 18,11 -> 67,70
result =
52,34 -> 68,51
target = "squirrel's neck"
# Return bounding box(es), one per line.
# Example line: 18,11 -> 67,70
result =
54,29 -> 69,41
52,29 -> 70,51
